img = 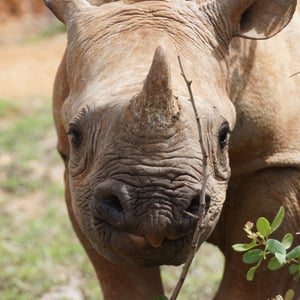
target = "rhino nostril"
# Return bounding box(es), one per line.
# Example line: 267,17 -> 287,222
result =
186,195 -> 200,216
102,194 -> 124,214
205,194 -> 211,214
94,192 -> 125,227
186,193 -> 211,218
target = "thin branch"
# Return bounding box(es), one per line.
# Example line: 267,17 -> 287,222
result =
177,57 -> 208,167
183,210 -> 199,220
170,57 -> 210,300
289,71 -> 300,78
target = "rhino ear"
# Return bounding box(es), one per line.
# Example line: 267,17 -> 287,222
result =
44,0 -> 91,23
219,0 -> 297,39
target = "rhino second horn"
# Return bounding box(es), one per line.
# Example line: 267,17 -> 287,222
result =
132,46 -> 179,128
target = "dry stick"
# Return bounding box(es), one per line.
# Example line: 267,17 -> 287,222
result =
290,71 -> 300,78
170,57 -> 210,300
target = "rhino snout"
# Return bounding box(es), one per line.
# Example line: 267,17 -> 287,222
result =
92,179 -> 211,250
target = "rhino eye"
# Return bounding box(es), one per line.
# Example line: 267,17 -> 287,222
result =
67,125 -> 82,149
218,122 -> 230,150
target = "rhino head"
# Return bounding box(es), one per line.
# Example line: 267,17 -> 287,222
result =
47,0 -> 296,266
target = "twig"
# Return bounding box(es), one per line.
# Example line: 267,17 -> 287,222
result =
170,57 -> 209,300
183,210 -> 199,220
289,71 -> 300,78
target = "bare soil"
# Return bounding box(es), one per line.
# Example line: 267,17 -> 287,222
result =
0,16 -> 66,217
0,18 -> 86,300
0,21 -> 65,100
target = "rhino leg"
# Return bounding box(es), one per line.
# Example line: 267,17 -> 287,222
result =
209,168 -> 300,300
64,172 -> 164,300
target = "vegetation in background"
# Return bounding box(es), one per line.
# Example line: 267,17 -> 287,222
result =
23,23 -> 66,44
232,207 -> 300,300
0,99 -> 101,299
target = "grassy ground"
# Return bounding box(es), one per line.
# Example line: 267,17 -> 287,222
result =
0,20 -> 224,300
0,98 -> 101,299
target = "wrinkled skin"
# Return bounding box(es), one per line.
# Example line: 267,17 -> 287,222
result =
46,0 -> 300,299
209,6 -> 300,299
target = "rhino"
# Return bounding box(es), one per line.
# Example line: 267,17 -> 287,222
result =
45,0 -> 300,299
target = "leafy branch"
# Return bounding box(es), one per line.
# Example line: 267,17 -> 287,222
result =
232,207 -> 300,299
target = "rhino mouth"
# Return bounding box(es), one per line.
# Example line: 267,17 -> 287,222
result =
92,216 -> 195,266
90,194 -> 208,266
85,178 -> 215,266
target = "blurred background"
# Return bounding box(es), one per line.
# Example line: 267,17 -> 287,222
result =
0,1 -> 224,299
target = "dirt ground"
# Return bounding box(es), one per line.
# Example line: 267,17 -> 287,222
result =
0,15 -> 66,219
0,17 -> 65,100
0,16 -> 85,300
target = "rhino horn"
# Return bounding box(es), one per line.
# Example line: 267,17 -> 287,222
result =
142,46 -> 173,110
130,46 -> 179,131
44,0 -> 91,23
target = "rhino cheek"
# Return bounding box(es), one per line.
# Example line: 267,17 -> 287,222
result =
68,177 -> 99,242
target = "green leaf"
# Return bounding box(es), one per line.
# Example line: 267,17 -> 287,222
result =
242,249 -> 264,264
275,253 -> 286,265
270,206 -> 285,234
284,289 -> 295,300
232,241 -> 257,252
288,264 -> 298,275
266,239 -> 286,255
256,217 -> 271,238
287,245 -> 300,260
246,266 -> 257,281
268,257 -> 284,270
282,233 -> 294,250
155,296 -> 169,300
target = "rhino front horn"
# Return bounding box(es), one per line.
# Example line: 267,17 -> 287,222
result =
141,45 -> 173,111
129,46 -> 180,133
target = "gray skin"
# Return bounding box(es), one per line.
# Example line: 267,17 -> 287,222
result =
46,0 -> 300,299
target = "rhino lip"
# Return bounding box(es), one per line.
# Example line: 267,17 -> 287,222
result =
93,216 -> 165,251
91,209 -> 149,251
92,213 -> 195,266
91,193 -> 198,261
93,217 -> 194,261
124,233 -> 151,250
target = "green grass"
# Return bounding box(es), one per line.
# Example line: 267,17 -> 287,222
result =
23,23 -> 66,44
0,100 -> 19,118
161,244 -> 224,300
0,99 -> 55,194
39,23 -> 66,38
0,97 -> 224,299
0,98 -> 102,299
